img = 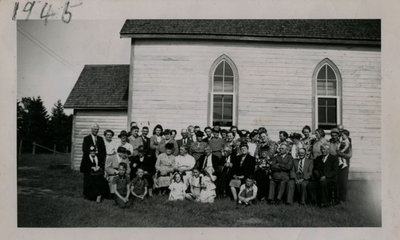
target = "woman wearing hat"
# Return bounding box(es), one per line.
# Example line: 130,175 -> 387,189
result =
154,142 -> 176,194
157,129 -> 179,157
189,131 -> 208,162
117,130 -> 134,156
80,145 -> 108,202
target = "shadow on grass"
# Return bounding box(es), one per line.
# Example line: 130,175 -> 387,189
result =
17,154 -> 381,227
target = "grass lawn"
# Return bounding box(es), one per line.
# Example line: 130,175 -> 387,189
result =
17,154 -> 381,227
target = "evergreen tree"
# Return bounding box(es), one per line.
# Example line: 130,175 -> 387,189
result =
49,100 -> 72,152
18,97 -> 50,152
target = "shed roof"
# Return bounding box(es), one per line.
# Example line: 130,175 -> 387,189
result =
120,19 -> 380,46
64,65 -> 129,109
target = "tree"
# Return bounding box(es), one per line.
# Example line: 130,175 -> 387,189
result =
48,100 -> 72,152
18,97 -> 50,153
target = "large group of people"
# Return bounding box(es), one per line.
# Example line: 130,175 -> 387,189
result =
80,122 -> 352,208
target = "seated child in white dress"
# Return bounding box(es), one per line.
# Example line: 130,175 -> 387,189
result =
168,172 -> 187,201
238,177 -> 258,206
186,168 -> 203,201
198,167 -> 217,203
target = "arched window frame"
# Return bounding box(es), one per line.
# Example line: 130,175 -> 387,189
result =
208,55 -> 239,127
312,58 -> 343,131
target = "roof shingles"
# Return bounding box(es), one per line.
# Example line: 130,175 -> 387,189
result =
120,19 -> 380,44
64,65 -> 129,109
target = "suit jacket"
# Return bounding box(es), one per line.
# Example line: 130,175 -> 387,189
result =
270,154 -> 294,181
131,135 -> 151,157
312,154 -> 338,180
130,155 -> 156,178
176,138 -> 193,150
82,134 -> 106,161
231,154 -> 256,178
290,157 -> 313,180
196,154 -> 222,173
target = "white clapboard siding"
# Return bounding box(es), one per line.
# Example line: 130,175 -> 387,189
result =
70,110 -> 128,170
129,40 -> 380,179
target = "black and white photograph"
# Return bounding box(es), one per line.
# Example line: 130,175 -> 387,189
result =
2,0 -> 400,239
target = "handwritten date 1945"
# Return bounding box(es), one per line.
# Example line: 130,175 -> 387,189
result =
12,1 -> 82,24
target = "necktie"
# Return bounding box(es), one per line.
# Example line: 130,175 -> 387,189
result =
298,159 -> 303,174
184,139 -> 186,145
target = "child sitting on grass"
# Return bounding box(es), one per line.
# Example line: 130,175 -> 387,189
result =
186,168 -> 203,201
130,168 -> 148,201
168,172 -> 187,201
238,177 -> 258,206
198,167 -> 217,203
112,162 -> 132,208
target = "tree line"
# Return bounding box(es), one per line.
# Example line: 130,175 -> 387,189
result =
17,97 -> 73,154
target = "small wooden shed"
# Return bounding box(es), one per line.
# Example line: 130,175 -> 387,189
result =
64,65 -> 129,170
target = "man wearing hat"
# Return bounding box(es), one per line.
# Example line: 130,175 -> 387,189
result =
105,146 -> 131,195
82,123 -> 106,162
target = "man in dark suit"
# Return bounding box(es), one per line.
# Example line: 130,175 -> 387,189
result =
82,123 -> 106,162
287,147 -> 313,205
196,146 -> 221,173
219,146 -> 234,198
130,146 -> 156,197
176,129 -> 193,152
310,144 -> 339,207
229,144 -> 256,202
131,126 -> 151,157
267,143 -> 294,204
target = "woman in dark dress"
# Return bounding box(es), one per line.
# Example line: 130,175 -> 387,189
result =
80,145 -> 108,202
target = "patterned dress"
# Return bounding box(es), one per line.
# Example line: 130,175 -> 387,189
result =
154,153 -> 176,188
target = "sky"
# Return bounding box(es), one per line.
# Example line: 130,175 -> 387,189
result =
17,19 -> 130,114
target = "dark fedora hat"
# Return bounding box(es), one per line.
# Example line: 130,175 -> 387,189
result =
118,130 -> 128,138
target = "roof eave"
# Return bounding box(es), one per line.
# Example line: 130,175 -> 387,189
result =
64,106 -> 128,110
119,33 -> 381,47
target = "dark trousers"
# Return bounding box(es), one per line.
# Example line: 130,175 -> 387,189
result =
319,178 -> 337,205
287,180 -> 309,204
215,171 -> 224,197
308,178 -> 337,205
219,169 -> 232,198
268,179 -> 287,201
254,169 -> 269,200
337,167 -> 349,202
